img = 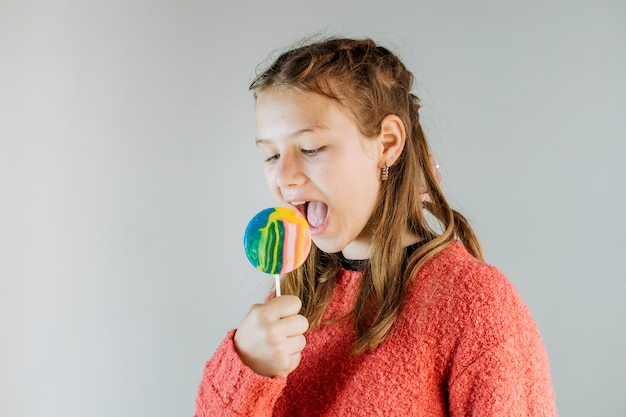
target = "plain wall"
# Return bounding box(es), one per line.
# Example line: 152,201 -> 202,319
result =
1,0 -> 625,416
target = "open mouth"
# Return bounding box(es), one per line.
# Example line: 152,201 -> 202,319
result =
292,201 -> 328,229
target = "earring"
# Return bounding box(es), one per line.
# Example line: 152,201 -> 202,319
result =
381,165 -> 389,181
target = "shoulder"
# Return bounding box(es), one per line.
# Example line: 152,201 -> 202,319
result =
416,241 -> 525,315
418,244 -> 557,415
405,241 -> 539,349
419,241 -> 508,290
401,242 -> 555,415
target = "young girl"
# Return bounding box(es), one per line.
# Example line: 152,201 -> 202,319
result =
195,37 -> 556,416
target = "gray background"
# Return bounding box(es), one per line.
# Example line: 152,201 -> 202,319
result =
1,0 -> 625,416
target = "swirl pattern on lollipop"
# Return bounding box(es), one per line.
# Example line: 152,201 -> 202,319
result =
244,207 -> 312,275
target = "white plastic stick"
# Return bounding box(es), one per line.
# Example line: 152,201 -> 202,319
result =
274,274 -> 281,297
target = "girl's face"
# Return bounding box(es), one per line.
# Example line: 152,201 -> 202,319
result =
255,88 -> 383,259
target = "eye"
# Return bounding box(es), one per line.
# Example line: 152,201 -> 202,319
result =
302,146 -> 326,156
264,154 -> 279,163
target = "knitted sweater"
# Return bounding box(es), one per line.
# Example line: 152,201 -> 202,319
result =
195,242 -> 556,416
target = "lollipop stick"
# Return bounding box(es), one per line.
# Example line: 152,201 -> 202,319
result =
274,274 -> 281,297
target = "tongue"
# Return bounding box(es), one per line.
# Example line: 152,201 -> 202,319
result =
306,201 -> 328,228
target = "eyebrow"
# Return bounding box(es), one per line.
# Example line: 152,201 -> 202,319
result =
255,126 -> 325,145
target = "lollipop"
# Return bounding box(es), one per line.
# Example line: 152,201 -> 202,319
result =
244,207 -> 311,296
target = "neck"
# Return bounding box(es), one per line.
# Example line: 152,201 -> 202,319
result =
341,232 -> 423,260
341,240 -> 371,260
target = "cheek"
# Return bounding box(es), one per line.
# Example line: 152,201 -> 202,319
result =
263,167 -> 281,199
263,166 -> 272,186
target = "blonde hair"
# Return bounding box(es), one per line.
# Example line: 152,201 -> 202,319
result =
250,37 -> 484,354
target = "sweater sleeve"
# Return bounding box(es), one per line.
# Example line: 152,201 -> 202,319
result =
194,329 -> 286,417
446,265 -> 557,417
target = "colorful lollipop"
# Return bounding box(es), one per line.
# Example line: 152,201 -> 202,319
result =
244,207 -> 312,296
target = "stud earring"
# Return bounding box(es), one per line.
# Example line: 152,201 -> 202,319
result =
381,165 -> 389,181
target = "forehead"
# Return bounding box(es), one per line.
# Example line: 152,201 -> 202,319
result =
255,88 -> 356,139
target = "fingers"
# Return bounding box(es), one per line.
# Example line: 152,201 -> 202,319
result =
274,312 -> 309,338
275,335 -> 306,378
233,295 -> 308,378
266,295 -> 303,319
286,333 -> 307,355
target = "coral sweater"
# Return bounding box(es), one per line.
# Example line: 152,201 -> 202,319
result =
195,242 -> 556,416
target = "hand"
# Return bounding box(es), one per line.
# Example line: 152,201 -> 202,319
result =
234,295 -> 309,378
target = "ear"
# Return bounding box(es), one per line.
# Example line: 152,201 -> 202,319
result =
377,114 -> 406,168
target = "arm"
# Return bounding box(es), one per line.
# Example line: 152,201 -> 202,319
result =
447,267 -> 557,417
195,296 -> 308,416
448,329 -> 556,416
194,330 -> 287,417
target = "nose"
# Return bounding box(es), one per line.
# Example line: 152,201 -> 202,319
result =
274,151 -> 306,189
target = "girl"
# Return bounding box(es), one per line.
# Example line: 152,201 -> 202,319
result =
195,37 -> 556,416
